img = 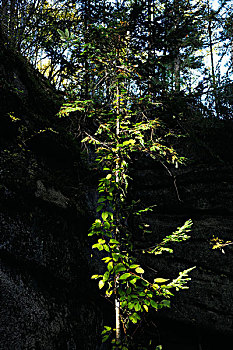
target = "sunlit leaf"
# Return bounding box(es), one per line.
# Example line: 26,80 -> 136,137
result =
99,280 -> 105,289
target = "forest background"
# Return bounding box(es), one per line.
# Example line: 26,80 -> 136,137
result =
1,0 -> 233,118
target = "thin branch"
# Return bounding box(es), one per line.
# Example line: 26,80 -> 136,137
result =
160,161 -> 182,202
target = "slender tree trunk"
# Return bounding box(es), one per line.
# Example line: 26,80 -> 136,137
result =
84,0 -> 90,98
115,80 -> 121,346
207,6 -> 216,89
207,0 -> 219,116
162,0 -> 169,91
173,0 -> 180,92
231,39 -> 233,68
174,48 -> 180,92
9,0 -> 16,43
148,0 -> 153,98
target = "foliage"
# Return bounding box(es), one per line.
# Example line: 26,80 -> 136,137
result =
210,236 -> 233,254
59,71 -> 195,349
56,1 -> 199,348
84,113 -> 195,347
2,0 -> 233,118
145,219 -> 192,255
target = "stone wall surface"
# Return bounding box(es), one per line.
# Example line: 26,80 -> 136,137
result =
131,161 -> 233,348
0,32 -> 103,350
1,30 -> 233,349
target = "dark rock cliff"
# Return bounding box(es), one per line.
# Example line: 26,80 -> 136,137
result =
0,32 -> 103,350
1,31 -> 233,349
131,160 -> 233,349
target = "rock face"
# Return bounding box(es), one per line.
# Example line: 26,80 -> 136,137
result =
0,31 -> 103,350
132,160 -> 233,349
1,30 -> 233,349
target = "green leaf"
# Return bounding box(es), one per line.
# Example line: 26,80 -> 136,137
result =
130,264 -> 140,269
107,261 -> 113,272
106,174 -> 112,179
161,300 -> 171,308
131,294 -> 138,299
102,257 -> 112,262
102,212 -> 109,221
97,204 -> 104,212
102,335 -> 109,343
109,239 -> 119,244
99,280 -> 105,289
122,139 -> 136,146
121,300 -> 127,308
135,267 -> 144,274
112,253 -> 119,261
152,284 -> 159,290
108,212 -> 113,220
57,29 -> 65,38
103,271 -> 109,282
143,304 -> 149,312
150,300 -> 158,309
64,28 -> 69,37
138,291 -> 146,296
129,278 -> 137,285
104,221 -> 110,229
141,280 -> 149,287
129,312 -> 141,324
115,263 -> 126,273
134,302 -> 141,311
154,278 -> 169,283
103,244 -> 110,252
128,302 -> 134,310
94,219 -> 102,227
119,273 -> 131,280
92,243 -> 103,250
91,274 -> 100,279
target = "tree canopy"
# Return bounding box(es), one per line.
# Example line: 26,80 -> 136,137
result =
1,0 -> 232,118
